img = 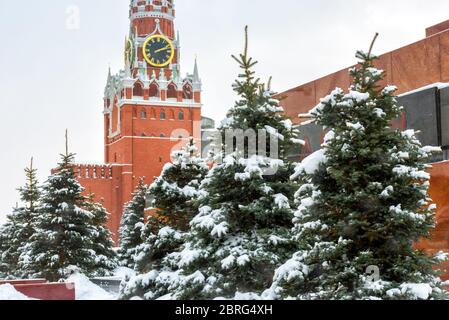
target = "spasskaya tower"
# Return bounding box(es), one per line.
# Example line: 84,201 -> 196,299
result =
75,0 -> 203,241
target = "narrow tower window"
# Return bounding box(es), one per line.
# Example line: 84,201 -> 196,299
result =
183,84 -> 193,100
160,109 -> 166,120
167,83 -> 177,99
141,110 -> 147,119
149,82 -> 159,98
133,82 -> 143,97
178,111 -> 185,120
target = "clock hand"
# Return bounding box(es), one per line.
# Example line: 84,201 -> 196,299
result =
154,45 -> 171,53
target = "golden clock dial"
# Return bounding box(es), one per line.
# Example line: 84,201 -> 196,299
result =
143,35 -> 175,68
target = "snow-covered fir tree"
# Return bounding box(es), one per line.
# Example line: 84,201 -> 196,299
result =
117,178 -> 147,268
19,138 -> 107,281
134,139 -> 208,271
84,194 -> 118,276
147,139 -> 209,231
0,159 -> 40,279
122,27 -> 302,300
0,223 -> 15,279
268,36 -> 447,300
120,139 -> 208,299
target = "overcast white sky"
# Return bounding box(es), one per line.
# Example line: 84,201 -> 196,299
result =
1,0 -> 449,223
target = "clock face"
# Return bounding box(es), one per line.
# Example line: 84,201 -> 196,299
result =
143,35 -> 175,68
125,38 -> 134,66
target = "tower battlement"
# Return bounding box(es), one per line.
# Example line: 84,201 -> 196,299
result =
75,164 -> 113,180
130,0 -> 175,38
130,0 -> 175,22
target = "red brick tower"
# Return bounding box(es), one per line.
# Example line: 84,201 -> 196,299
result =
76,0 -> 202,242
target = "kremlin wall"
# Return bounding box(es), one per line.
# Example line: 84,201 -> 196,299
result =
279,20 -> 449,279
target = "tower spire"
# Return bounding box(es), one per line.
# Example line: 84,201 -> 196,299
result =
193,56 -> 200,83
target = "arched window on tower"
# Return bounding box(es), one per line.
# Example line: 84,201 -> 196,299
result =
167,83 -> 177,99
183,83 -> 193,100
160,109 -> 166,120
141,109 -> 147,119
149,82 -> 159,99
133,82 -> 143,98
178,111 -> 184,121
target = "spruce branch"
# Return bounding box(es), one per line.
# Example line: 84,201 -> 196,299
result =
65,129 -> 69,157
368,32 -> 379,60
231,26 -> 261,106
267,76 -> 273,92
359,32 -> 380,92
27,157 -> 36,210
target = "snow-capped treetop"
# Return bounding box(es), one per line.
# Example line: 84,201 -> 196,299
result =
219,27 -> 302,160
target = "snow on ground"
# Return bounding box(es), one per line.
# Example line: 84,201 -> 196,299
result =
66,273 -> 114,300
64,268 -> 137,300
400,283 -> 433,300
114,267 -> 136,280
0,284 -> 32,300
0,267 -> 135,301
